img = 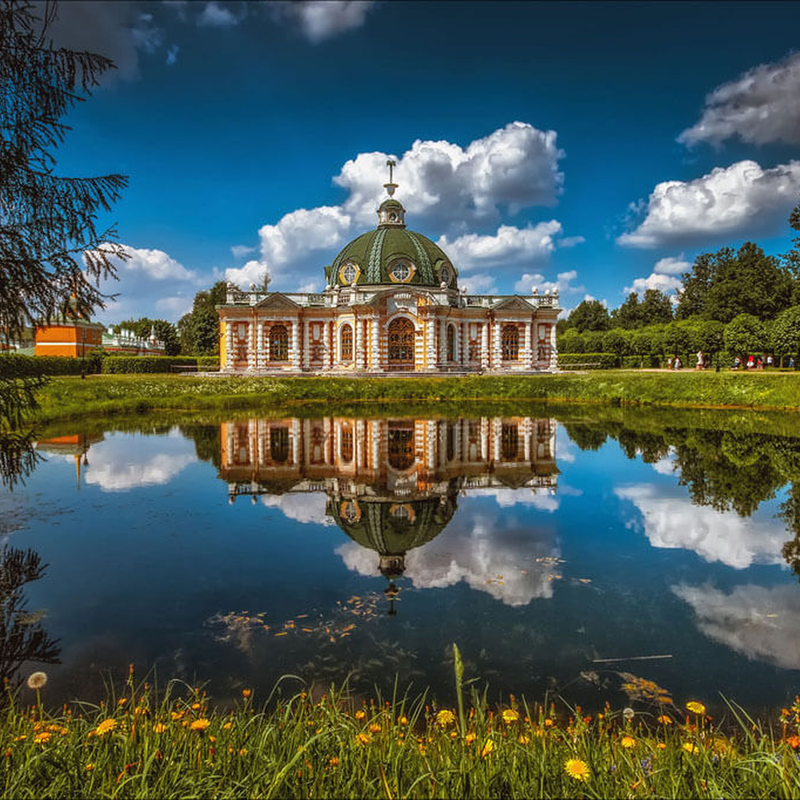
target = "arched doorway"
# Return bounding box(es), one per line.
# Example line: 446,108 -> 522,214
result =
387,317 -> 415,371
387,422 -> 415,470
269,324 -> 289,362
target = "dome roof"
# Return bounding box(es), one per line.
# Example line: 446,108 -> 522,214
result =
326,199 -> 458,289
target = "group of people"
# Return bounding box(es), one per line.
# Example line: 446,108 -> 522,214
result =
665,352 -> 795,370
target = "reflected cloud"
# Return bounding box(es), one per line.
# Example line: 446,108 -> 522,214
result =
673,582 -> 800,671
83,433 -> 195,492
261,493 -> 332,526
616,484 -> 786,568
470,487 -> 560,512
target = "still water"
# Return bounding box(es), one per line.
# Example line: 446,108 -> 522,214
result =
2,408 -> 799,715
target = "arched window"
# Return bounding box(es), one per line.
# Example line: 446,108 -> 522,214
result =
340,324 -> 353,361
387,317 -> 415,369
340,425 -> 353,463
501,324 -> 519,361
501,424 -> 519,461
387,423 -> 415,470
446,324 -> 455,362
270,427 -> 289,464
269,324 -> 289,361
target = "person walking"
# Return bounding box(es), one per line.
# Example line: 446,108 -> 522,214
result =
696,350 -> 704,370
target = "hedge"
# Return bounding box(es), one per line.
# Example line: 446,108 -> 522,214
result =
557,352 -> 618,370
0,353 -> 93,378
101,356 -> 219,373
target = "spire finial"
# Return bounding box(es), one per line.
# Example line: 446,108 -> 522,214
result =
384,158 -> 398,197
262,269 -> 271,293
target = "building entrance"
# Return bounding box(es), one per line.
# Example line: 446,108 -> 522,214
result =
387,317 -> 415,371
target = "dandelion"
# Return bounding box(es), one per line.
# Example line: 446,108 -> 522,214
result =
623,707 -> 634,720
502,709 -> 520,724
153,723 -> 166,733
564,758 -> 590,782
544,718 -> 554,728
355,710 -> 366,720
657,715 -> 672,724
683,742 -> 699,755
686,701 -> 706,715
26,672 -> 47,690
223,721 -> 232,730
398,715 -> 408,726
657,743 -> 667,750
191,702 -> 201,710
621,736 -> 636,748
436,709 -> 456,726
170,711 -> 183,721
329,757 -> 339,767
480,739 -> 495,758
356,733 -> 370,745
190,718 -> 211,732
94,719 -> 117,737
518,735 -> 530,744
33,732 -> 51,745
242,689 -> 252,698
787,735 -> 800,750
465,732 -> 476,745
118,698 -> 128,707
85,764 -> 95,771
369,723 -> 381,734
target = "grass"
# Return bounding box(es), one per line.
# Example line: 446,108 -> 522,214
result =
3,663 -> 799,799
29,370 -> 800,424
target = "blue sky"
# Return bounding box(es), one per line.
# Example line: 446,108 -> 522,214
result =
47,0 -> 800,322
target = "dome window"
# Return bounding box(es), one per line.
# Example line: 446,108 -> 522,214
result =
389,259 -> 414,283
340,261 -> 359,285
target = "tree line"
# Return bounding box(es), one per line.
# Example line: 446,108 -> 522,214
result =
559,204 -> 800,365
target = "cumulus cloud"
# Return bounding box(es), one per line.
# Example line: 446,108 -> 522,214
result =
616,484 -> 786,569
224,259 -> 271,290
337,506 -> 562,607
673,583 -> 800,670
230,244 -> 256,259
617,160 -> 800,249
269,1 -> 375,43
83,433 -> 195,492
679,52 -> 800,147
458,274 -> 499,294
96,244 -> 204,322
623,255 -> 690,298
261,493 -> 332,526
513,269 -> 583,295
653,255 -> 691,275
39,1 -> 164,82
238,123 -> 570,292
197,1 -> 240,27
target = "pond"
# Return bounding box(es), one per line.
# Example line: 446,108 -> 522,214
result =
1,407 -> 799,718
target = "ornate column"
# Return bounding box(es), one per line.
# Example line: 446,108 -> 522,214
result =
246,321 -> 255,371
532,322 -> 540,370
492,417 -> 501,462
523,319 -> 531,371
370,315 -> 380,371
439,319 -> 446,366
549,323 -> 558,370
327,321 -> 334,368
225,322 -> 234,370
333,321 -> 340,365
355,419 -> 363,472
480,321 -> 489,371
523,417 -> 532,462
354,313 -> 362,372
291,419 -> 300,465
426,316 -> 436,370
371,420 -> 380,468
303,319 -> 311,371
480,417 -> 489,462
291,319 -> 300,370
493,320 -> 502,370
427,420 -> 436,469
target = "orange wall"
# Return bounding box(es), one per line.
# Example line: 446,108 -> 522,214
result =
35,323 -> 103,357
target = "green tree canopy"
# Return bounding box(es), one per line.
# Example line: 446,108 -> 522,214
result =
723,313 -> 768,358
640,289 -> 674,325
610,293 -> 641,329
117,318 -> 181,356
771,306 -> 800,359
567,300 -> 610,332
178,282 -> 228,355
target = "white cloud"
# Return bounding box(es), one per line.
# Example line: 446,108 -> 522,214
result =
269,1 -> 375,43
83,432 -> 194,492
679,52 -> 800,147
224,259 -> 270,290
458,274 -> 498,294
616,484 -> 786,569
673,583 -> 800,671
618,160 -> 800,249
261,493 -> 332,526
95,244 -> 204,323
197,1 -> 239,27
654,255 -> 691,275
623,272 -> 683,297
231,244 -> 256,259
470,487 -> 560,512
514,269 -> 583,295
337,506 -> 562,607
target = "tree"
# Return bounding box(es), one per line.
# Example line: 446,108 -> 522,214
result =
694,320 -> 725,359
771,305 -> 800,366
118,317 -> 180,355
785,197 -> 800,306
610,293 -> 641,329
178,282 -> 228,355
602,328 -> 629,361
639,289 -> 674,325
629,328 -> 653,356
568,300 -> 610,332
558,328 -> 585,353
723,313 -> 767,359
663,322 -> 692,358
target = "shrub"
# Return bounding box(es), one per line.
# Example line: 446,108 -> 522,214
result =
558,352 -> 618,370
0,354 -> 92,378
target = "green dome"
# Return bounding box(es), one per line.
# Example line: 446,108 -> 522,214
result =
326,200 -> 458,289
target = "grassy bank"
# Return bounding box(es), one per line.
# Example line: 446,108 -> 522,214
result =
30,371 -> 800,424
4,670 -> 800,799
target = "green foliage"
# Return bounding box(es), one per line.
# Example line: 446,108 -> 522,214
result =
663,322 -> 693,356
639,288 -> 674,325
610,292 -> 641,329
602,328 -> 629,358
583,330 -> 605,352
677,243 -> 794,322
566,299 -> 610,332
557,353 -> 622,370
724,314 -> 768,358
771,306 -> 800,358
101,356 -> 219,374
117,317 -> 181,355
558,328 -> 585,353
0,354 -> 92,378
178,282 -> 228,355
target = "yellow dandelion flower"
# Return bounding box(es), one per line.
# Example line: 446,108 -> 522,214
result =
117,698 -> 128,706
33,732 -> 51,745
544,718 -> 554,727
153,723 -> 166,733
620,736 -> 636,748
480,739 -> 495,758
238,748 -> 247,757
683,742 -> 699,755
436,709 -> 456,726
223,721 -> 232,730
564,758 -> 590,782
518,735 -> 530,744
369,723 -> 381,734
657,715 -> 672,724
356,733 -> 371,745
94,719 -> 117,737
657,742 -> 667,750
398,715 -> 408,726
191,702 -> 201,710
12,736 -> 26,742
329,757 -> 339,767
502,709 -> 520,724
465,732 -> 477,745
190,718 -> 211,732
85,763 -> 95,771
686,701 -> 706,715
170,711 -> 183,721
355,710 -> 366,720
242,688 -> 252,698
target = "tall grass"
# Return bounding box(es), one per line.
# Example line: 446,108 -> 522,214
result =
3,658 -> 799,798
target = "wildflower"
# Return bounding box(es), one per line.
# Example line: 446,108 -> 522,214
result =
3,749 -> 10,758
190,718 -> 211,732
564,758 -> 590,782
465,732 -> 477,745
502,709 -> 520,724
12,736 -> 26,742
544,718 -> 554,727
238,748 -> 247,757
191,702 -> 201,710
683,742 -> 699,755
26,672 -> 47,690
623,707 -> 634,720
518,735 -> 530,744
356,733 -> 370,745
657,715 -> 672,724
170,711 -> 183,721
118,698 -> 128,707
223,721 -> 232,730
480,739 -> 495,758
657,743 -> 667,750
621,736 -> 636,748
329,757 -> 339,767
242,689 -> 252,698
787,736 -> 800,750
398,715 -> 408,726
153,723 -> 166,733
436,709 -> 456,726
85,764 -> 95,771
33,732 -> 51,745
94,719 -> 117,737
686,701 -> 706,715
355,710 -> 366,720
369,723 -> 381,734
449,730 -> 458,739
